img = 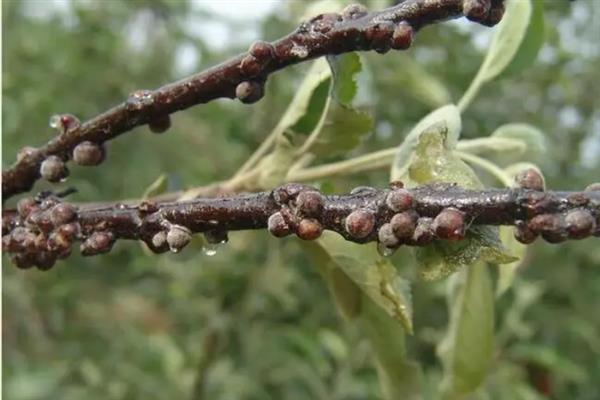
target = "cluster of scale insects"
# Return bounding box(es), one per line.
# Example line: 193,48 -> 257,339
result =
4,0 -> 598,270
21,1 -> 502,190
3,166 -> 599,271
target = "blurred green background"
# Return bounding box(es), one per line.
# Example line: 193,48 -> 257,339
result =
2,1 -> 599,399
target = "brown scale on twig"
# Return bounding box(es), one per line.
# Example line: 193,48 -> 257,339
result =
3,176 -> 599,271
2,0 -> 505,200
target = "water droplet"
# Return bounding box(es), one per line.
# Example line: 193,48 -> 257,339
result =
49,115 -> 61,129
202,243 -> 218,256
377,242 -> 395,257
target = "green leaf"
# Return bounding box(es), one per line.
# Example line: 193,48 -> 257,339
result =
278,58 -> 332,136
478,0 -> 533,82
394,55 -> 452,108
327,266 -> 362,320
257,140 -> 296,188
456,137 -> 527,156
438,263 -> 495,399
360,295 -> 423,400
496,226 -> 527,297
391,104 -> 462,181
459,0 -> 541,111
305,237 -> 421,399
316,231 -> 414,333
287,77 -> 331,136
508,344 -> 588,384
327,53 -> 362,107
490,123 -> 546,165
142,174 -> 168,199
501,0 -> 545,78
310,105 -> 373,157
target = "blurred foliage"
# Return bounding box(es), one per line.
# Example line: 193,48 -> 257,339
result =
2,1 -> 599,399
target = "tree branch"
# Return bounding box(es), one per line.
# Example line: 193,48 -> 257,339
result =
2,0 -> 506,200
3,181 -> 598,270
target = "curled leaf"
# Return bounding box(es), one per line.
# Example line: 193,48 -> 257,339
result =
142,174 -> 168,199
391,104 -> 462,181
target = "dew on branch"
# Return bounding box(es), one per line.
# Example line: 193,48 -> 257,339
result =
49,113 -> 81,133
